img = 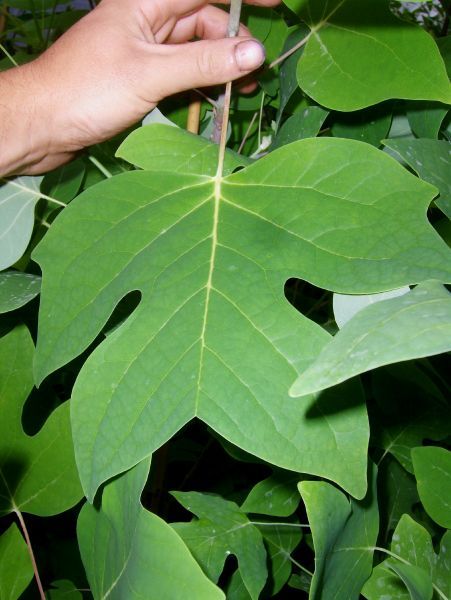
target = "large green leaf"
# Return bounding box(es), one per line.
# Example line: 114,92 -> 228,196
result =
291,282 -> 451,397
299,463 -> 379,599
284,0 -> 451,110
0,326 -> 82,516
78,459 -> 223,600
172,491 -> 267,600
383,139 -> 451,218
412,446 -> 451,529
0,176 -> 43,270
362,515 -> 449,600
0,523 -> 33,600
33,135 -> 451,500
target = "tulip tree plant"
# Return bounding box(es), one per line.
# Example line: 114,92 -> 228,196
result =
0,0 -> 450,598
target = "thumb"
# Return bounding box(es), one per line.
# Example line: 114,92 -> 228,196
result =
151,37 -> 265,99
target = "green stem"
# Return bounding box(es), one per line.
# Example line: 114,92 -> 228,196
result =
0,42 -> 18,66
88,155 -> 113,178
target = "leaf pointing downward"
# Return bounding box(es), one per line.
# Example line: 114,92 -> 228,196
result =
33,134 -> 451,501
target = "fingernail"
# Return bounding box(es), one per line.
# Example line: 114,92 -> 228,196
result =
235,40 -> 265,71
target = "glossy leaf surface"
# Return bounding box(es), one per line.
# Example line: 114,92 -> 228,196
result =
291,282 -> 451,397
78,460 -> 223,600
33,135 -> 451,500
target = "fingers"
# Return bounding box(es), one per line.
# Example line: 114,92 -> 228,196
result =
148,36 -> 265,100
139,0 -> 280,33
160,4 -> 250,44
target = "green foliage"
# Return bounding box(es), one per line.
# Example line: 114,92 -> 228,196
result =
78,459 -> 223,599
0,0 -> 450,597
0,524 -> 33,600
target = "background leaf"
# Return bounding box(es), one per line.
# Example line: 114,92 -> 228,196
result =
172,492 -> 267,599
78,459 -> 224,600
0,176 -> 43,270
287,0 -> 451,110
333,286 -> 410,328
385,560 -> 433,600
0,523 -> 33,600
241,471 -> 300,517
383,138 -> 451,218
291,282 -> 451,397
363,515 -> 448,600
412,446 -> 451,528
370,362 -> 451,473
299,463 -> 379,600
0,326 -> 82,516
0,271 -> 41,313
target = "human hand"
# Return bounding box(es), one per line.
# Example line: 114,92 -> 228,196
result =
0,0 -> 279,175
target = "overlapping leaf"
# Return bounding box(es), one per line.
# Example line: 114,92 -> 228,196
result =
0,523 -> 33,600
412,446 -> 451,528
33,132 -> 451,501
241,471 -> 300,517
0,176 -> 43,270
78,459 -> 223,600
363,515 -> 450,600
0,326 -> 82,516
383,138 -> 451,218
370,362 -> 451,472
291,282 -> 451,397
172,492 -> 267,600
299,464 -> 379,600
284,0 -> 451,110
0,271 -> 41,313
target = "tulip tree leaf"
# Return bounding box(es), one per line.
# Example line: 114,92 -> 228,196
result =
382,138 -> 451,218
406,102 -> 448,140
0,326 -> 82,517
171,491 -> 267,600
116,124 -> 248,175
0,523 -> 33,600
370,362 -> 451,473
411,446 -> 451,529
33,135 -> 451,501
363,515 -> 449,600
78,459 -> 224,600
241,471 -> 300,517
285,0 -> 451,111
47,580 -> 82,600
291,282 -> 451,397
385,561 -> 433,600
333,287 -> 410,329
0,176 -> 43,270
0,271 -> 41,313
299,463 -> 379,600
